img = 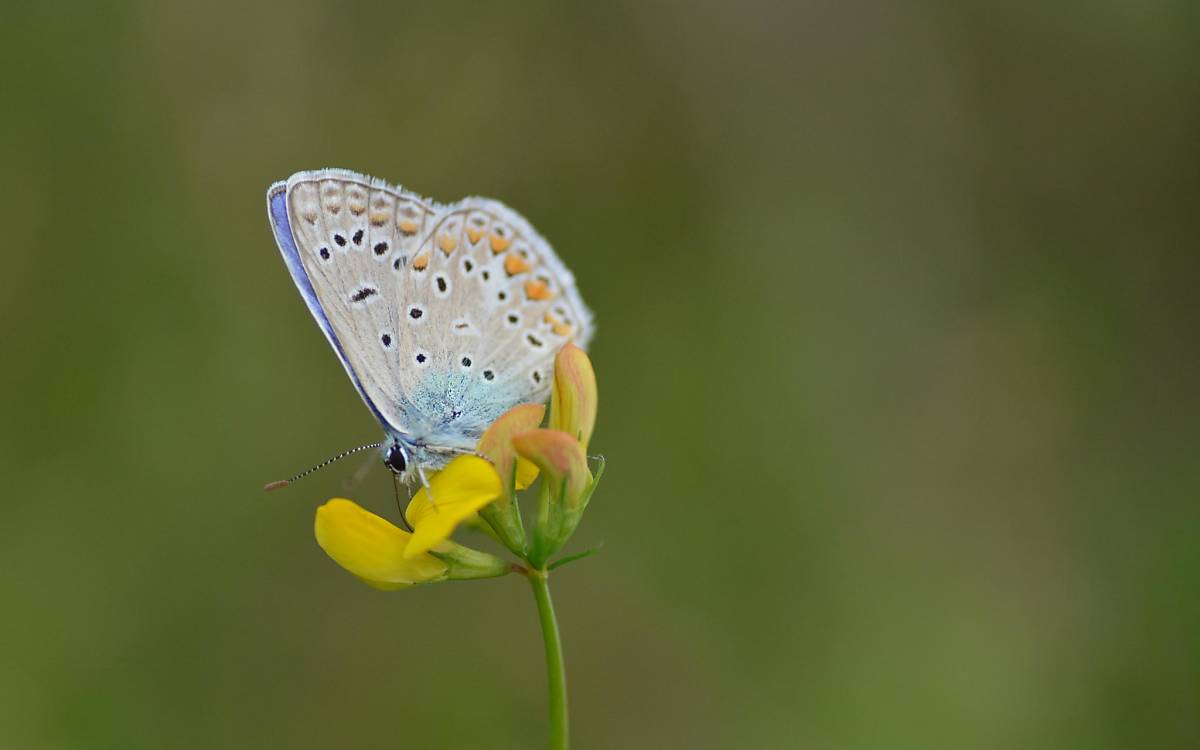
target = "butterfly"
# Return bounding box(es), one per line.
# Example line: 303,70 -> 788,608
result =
266,168 -> 593,486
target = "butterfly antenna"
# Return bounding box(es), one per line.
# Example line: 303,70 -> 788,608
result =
263,442 -> 383,491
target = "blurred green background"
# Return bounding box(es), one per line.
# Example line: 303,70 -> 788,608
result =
2,1 -> 1197,748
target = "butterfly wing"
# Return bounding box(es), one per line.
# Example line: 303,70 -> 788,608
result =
267,169 -> 437,432
390,196 -> 594,449
268,169 -> 593,450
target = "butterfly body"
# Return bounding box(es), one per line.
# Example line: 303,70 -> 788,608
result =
267,169 -> 592,480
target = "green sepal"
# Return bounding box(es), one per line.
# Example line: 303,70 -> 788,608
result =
478,460 -> 527,557
430,541 -> 512,580
529,457 -> 605,568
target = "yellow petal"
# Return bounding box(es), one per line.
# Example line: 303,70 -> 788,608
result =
512,429 -> 589,509
515,457 -> 540,490
314,499 -> 447,590
550,343 -> 597,454
477,403 -> 545,497
403,456 -> 503,558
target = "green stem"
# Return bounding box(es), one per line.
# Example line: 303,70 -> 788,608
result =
528,571 -> 569,750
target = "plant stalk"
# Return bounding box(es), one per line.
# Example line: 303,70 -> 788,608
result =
528,571 -> 568,749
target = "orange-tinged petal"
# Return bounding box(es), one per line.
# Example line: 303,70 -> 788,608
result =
314,499 -> 447,590
512,429 -> 589,509
550,343 -> 597,453
404,456 -> 503,558
477,403 -> 545,497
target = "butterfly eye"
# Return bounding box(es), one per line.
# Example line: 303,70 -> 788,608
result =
384,444 -> 407,474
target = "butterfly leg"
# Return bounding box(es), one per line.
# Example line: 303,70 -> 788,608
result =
415,462 -> 438,510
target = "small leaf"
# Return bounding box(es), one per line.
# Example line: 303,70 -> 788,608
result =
548,542 -> 605,571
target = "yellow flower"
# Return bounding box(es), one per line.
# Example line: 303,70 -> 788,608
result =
403,455 -> 503,558
314,499 -> 447,590
315,456 -> 509,588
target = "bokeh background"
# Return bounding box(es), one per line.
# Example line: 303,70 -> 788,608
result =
2,2 -> 1197,748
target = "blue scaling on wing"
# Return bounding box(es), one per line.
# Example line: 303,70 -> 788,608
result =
266,184 -> 391,430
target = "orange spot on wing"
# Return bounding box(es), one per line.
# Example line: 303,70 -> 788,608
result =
525,280 -> 554,301
370,211 -> 389,226
466,227 -> 484,244
543,311 -> 571,336
490,234 -> 511,253
504,254 -> 532,276
398,220 -> 418,235
437,233 -> 457,255
412,254 -> 430,270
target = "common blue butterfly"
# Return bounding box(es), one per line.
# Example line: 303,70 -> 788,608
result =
266,169 -> 592,486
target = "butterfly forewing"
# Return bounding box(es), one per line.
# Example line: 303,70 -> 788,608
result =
285,172 -> 428,432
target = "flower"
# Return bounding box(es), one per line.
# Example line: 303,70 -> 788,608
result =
314,499 -> 447,590
475,403 -> 546,554
315,456 -> 509,587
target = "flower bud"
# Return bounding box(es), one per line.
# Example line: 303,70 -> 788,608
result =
475,403 -> 545,555
513,429 -> 590,565
550,344 -> 597,454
